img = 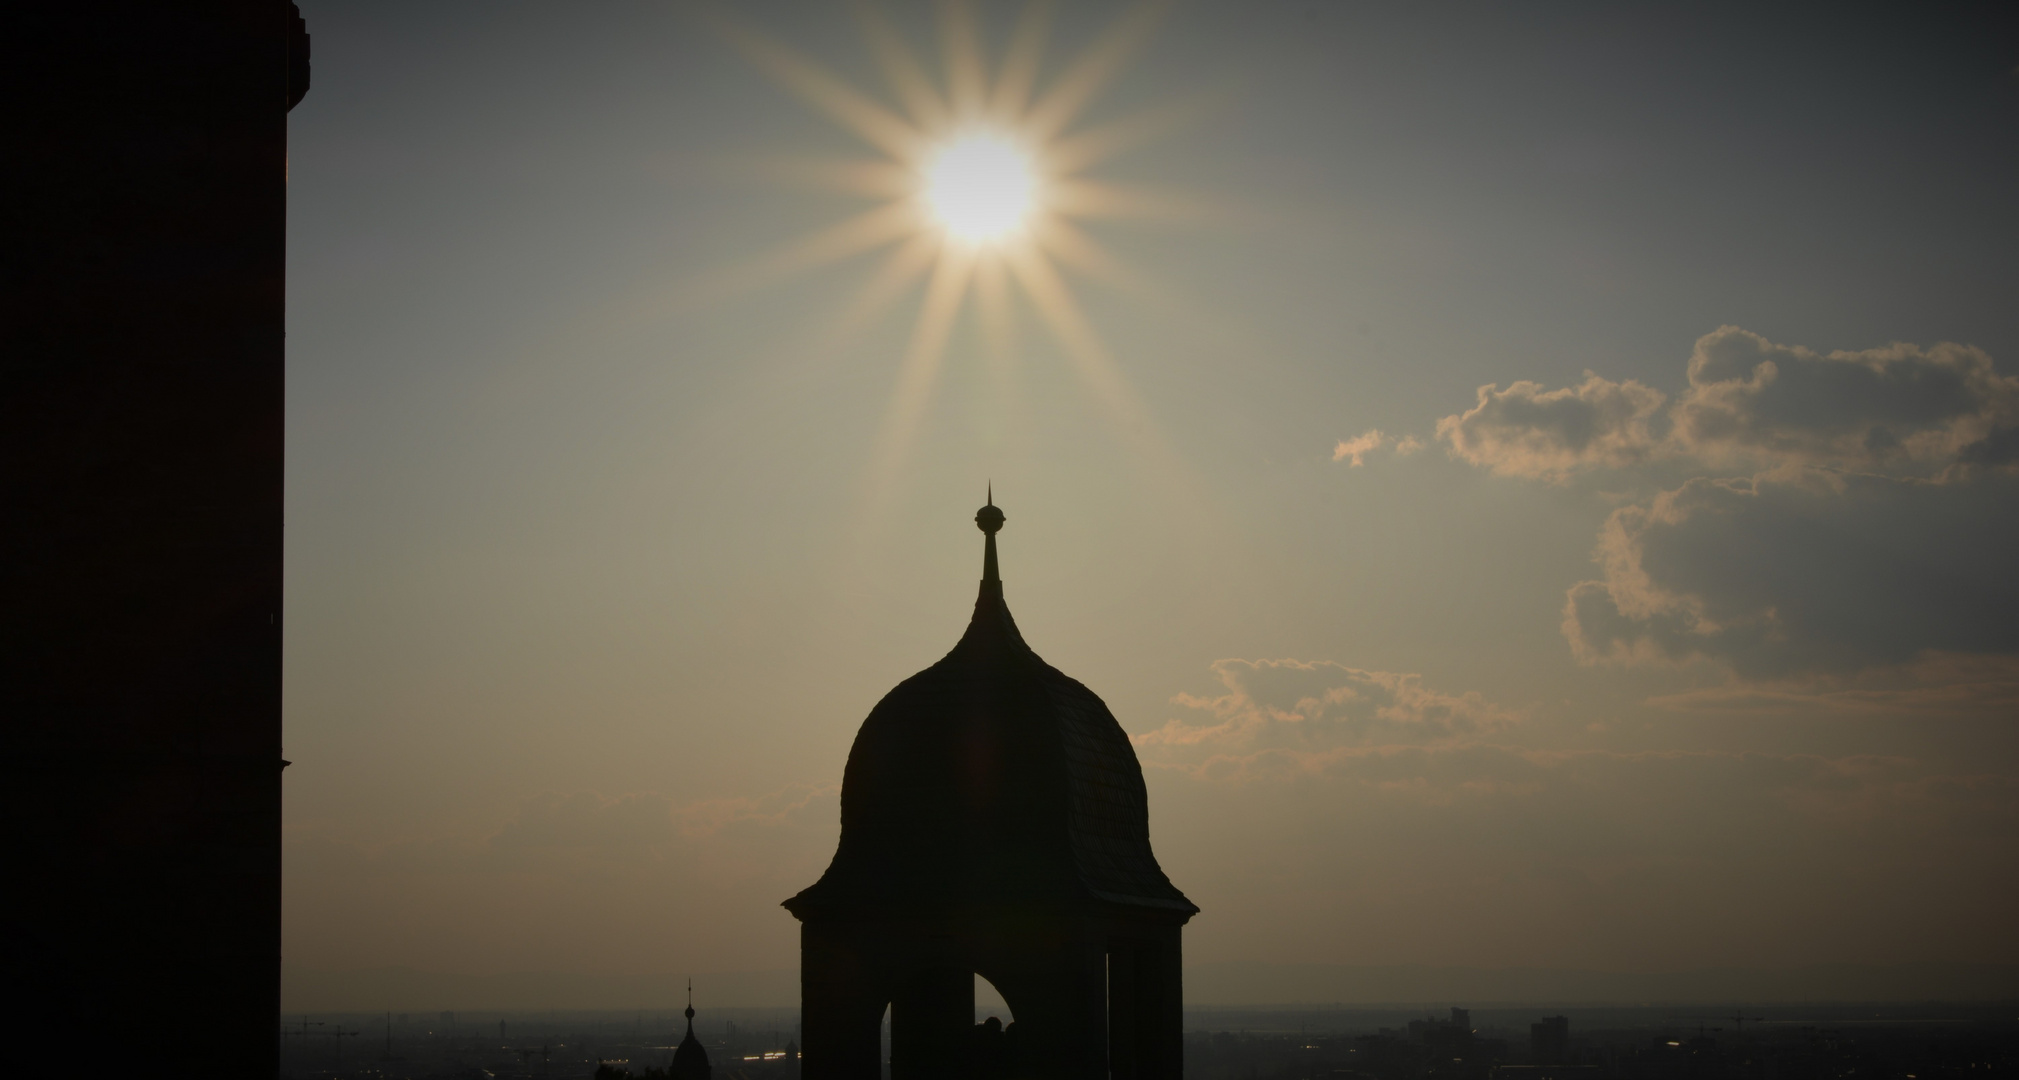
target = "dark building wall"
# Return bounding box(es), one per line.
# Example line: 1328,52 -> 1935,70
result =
7,3 -> 302,1075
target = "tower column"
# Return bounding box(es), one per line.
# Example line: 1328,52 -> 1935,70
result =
1135,928 -> 1186,1080
801,922 -> 888,1080
1107,942 -> 1141,1080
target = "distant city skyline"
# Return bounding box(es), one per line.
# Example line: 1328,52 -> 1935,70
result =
281,959 -> 2019,1014
269,1002 -> 2019,1080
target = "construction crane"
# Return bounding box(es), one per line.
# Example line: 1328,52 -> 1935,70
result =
1729,1014 -> 1765,1037
1680,1019 -> 1724,1041
280,1016 -> 325,1042
332,1026 -> 361,1065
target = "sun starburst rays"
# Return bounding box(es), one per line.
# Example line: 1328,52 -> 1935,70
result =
708,0 -> 1199,517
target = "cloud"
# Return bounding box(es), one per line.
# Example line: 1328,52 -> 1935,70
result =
1333,428 -> 1387,465
1564,468 -> 2019,677
1435,373 -> 1666,482
1427,329 -> 2019,680
1670,326 -> 2019,474
1432,328 -> 2019,482
1136,658 -> 1521,777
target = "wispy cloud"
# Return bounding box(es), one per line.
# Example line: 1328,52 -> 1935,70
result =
1143,659 -> 2019,968
1331,429 -> 1425,465
1136,658 -> 1522,779
1644,653 -> 2019,717
1332,428 -> 1387,465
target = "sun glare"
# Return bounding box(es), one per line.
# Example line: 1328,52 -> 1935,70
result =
923,133 -> 1038,242
710,2 -> 1197,512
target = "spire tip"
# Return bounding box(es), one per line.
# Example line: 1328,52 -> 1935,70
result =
974,491 -> 1005,585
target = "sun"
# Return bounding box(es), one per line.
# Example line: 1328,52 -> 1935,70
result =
923,133 -> 1039,243
705,2 -> 1201,504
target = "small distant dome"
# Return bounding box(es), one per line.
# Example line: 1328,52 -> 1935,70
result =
671,991 -> 711,1080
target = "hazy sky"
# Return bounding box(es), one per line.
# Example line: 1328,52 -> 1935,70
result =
283,0 -> 2018,1003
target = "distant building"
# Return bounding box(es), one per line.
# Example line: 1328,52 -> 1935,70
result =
1410,1008 -> 1476,1051
1532,1016 -> 1570,1065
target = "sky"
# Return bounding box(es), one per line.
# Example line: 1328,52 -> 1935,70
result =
282,0 -> 2019,1007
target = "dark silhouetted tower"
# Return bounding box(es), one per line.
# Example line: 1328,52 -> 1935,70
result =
10,3 -> 307,1076
672,983 -> 713,1080
785,496 -> 1197,1079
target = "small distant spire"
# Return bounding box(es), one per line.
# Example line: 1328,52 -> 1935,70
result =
671,978 -> 710,1078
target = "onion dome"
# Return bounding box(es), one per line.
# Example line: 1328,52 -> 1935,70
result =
783,493 -> 1195,918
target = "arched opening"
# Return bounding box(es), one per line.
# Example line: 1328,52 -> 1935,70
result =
878,1002 -> 891,1080
971,972 -> 1019,1079
973,973 -> 1014,1026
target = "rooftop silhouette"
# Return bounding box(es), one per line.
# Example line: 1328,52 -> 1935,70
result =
786,496 -> 1194,1078
670,982 -> 712,1080
786,493 -> 1194,919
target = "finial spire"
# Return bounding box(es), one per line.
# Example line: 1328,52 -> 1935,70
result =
684,978 -> 695,1023
974,489 -> 1005,590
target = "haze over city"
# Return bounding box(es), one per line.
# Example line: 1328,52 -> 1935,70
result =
280,0 -> 2018,1012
